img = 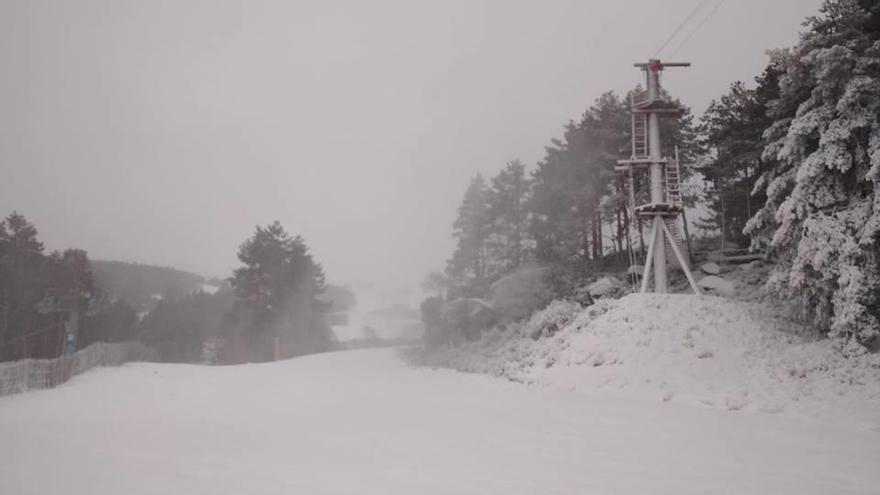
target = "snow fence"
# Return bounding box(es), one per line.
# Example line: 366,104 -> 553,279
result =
0,342 -> 159,396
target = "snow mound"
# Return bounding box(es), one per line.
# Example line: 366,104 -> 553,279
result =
419,294 -> 880,429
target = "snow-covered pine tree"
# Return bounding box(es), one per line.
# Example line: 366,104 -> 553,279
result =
745,0 -> 880,351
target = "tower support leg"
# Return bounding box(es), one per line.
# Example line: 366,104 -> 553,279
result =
652,216 -> 667,293
640,219 -> 660,293
660,220 -> 702,295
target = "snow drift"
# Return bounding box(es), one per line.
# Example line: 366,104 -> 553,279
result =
417,293 -> 880,429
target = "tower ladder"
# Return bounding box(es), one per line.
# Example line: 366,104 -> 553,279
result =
665,158 -> 682,208
631,110 -> 648,159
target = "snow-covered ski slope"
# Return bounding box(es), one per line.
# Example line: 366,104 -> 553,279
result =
1,348 -> 878,494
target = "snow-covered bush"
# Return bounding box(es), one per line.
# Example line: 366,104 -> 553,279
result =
522,299 -> 584,339
746,1 -> 880,349
587,276 -> 626,299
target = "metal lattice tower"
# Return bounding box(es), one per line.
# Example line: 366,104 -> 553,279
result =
616,59 -> 700,295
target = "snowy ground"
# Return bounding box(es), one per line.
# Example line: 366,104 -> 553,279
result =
417,294 -> 880,430
1,348 -> 879,494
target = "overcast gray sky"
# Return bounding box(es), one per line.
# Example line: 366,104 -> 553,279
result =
0,0 -> 823,289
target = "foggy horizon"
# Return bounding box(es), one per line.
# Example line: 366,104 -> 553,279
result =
0,0 -> 822,286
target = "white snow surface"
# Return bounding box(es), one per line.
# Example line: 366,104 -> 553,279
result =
420,294 -> 880,430
1,347 -> 879,494
0,349 -> 880,495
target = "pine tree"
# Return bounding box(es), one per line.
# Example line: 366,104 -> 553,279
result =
0,212 -> 47,342
228,221 -> 334,360
530,130 -> 586,265
745,0 -> 880,349
486,160 -> 532,274
530,92 -> 642,267
446,175 -> 491,295
698,69 -> 780,247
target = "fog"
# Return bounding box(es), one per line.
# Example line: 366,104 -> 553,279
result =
6,3 -> 880,493
0,0 -> 821,288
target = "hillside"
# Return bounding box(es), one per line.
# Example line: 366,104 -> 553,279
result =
92,260 -> 207,311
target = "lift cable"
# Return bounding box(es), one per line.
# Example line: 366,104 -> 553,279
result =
669,0 -> 727,59
653,0 -> 711,58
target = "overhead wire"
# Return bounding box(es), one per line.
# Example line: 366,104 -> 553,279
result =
669,0 -> 727,59
653,0 -> 711,58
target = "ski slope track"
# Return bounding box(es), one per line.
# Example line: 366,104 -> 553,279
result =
1,347 -> 878,494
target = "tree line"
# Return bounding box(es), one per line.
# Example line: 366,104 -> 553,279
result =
0,212 -> 337,363
437,90 -> 698,299
0,212 -> 137,361
430,0 -> 880,352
